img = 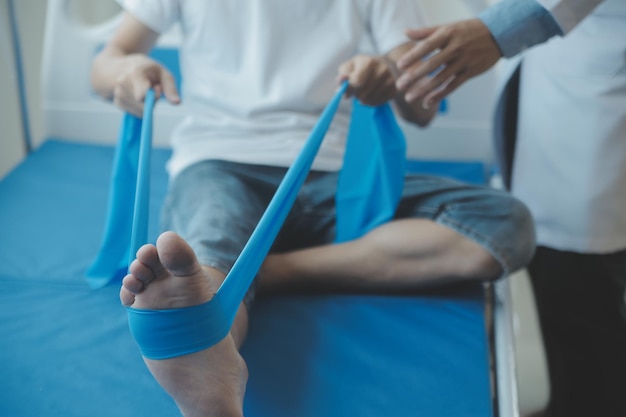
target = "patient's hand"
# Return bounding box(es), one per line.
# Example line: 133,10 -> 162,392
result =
337,55 -> 398,107
112,54 -> 180,117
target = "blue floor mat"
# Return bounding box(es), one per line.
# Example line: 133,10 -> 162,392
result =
0,140 -> 493,417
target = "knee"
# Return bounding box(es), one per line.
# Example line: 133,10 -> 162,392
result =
455,193 -> 536,281
495,196 -> 536,276
466,246 -> 504,281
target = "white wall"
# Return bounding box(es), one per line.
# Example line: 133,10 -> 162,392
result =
0,0 -> 119,179
0,0 -> 27,178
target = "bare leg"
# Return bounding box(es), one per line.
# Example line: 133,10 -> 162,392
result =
259,218 -> 501,293
120,231 -> 248,417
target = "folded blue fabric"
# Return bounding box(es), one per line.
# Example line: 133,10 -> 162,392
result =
86,90 -> 155,289
335,101 -> 406,243
90,84 -> 407,359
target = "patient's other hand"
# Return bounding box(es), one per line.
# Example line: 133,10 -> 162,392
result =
337,55 -> 397,107
113,54 -> 180,117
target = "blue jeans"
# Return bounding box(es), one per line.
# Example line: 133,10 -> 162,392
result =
162,159 -> 535,283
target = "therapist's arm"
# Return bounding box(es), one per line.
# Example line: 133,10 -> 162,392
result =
337,42 -> 438,127
394,0 -> 572,108
538,0 -> 604,34
91,12 -> 180,117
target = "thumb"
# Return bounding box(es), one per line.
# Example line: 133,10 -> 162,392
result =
337,60 -> 355,82
337,60 -> 356,97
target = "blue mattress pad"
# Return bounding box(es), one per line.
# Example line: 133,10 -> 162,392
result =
0,140 -> 493,417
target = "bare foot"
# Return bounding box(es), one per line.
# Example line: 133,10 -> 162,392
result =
121,231 -> 248,417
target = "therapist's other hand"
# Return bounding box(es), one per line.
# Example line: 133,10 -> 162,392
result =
395,18 -> 501,108
113,54 -> 180,117
337,55 -> 397,107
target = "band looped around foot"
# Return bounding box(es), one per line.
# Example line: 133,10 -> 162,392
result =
125,82 -> 407,360
127,294 -> 230,360
126,83 -> 350,359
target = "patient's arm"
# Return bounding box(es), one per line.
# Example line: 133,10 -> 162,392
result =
337,42 -> 437,127
91,12 -> 180,117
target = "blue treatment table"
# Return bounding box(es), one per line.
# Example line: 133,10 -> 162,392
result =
0,140 -> 494,417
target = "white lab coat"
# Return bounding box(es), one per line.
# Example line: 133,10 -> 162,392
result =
537,0 -> 604,33
504,0 -> 626,253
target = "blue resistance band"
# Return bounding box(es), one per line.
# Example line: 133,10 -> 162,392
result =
129,90 -> 154,268
86,90 -> 156,289
335,102 -> 406,243
89,83 -> 407,359
127,84 -> 347,359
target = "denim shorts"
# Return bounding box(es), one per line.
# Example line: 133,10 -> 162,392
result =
161,160 -> 536,302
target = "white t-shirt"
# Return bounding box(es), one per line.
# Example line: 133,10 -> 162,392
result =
117,0 -> 424,177
511,0 -> 626,253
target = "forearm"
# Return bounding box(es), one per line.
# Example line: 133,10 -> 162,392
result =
385,44 -> 438,127
90,12 -> 160,100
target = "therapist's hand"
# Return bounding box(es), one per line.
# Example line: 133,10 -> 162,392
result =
112,54 -> 180,117
395,18 -> 502,108
337,55 -> 398,107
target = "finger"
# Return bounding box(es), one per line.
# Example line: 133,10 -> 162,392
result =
131,75 -> 152,104
346,58 -> 373,100
349,57 -> 375,90
404,59 -> 463,103
396,46 -> 456,93
132,79 -> 152,116
160,68 -> 181,104
114,84 -> 144,117
359,62 -> 396,104
405,26 -> 438,41
120,97 -> 144,117
355,61 -> 388,102
152,84 -> 163,101
337,60 -> 355,96
424,71 -> 469,107
337,60 -> 354,80
361,77 -> 396,107
397,29 -> 447,70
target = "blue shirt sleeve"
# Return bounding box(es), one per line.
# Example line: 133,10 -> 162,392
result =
478,0 -> 563,58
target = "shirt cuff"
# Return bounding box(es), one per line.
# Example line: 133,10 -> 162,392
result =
478,0 -> 563,58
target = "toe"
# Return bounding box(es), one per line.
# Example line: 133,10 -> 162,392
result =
129,258 -> 157,286
122,273 -> 145,295
135,244 -> 166,277
156,231 -> 203,277
120,285 -> 136,306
